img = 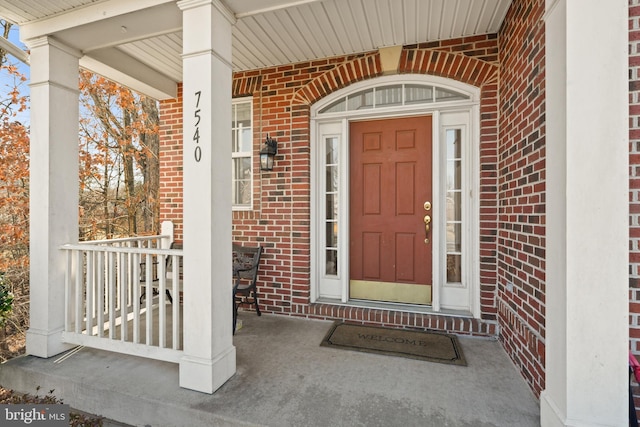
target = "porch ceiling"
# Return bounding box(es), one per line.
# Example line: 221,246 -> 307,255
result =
0,0 -> 511,99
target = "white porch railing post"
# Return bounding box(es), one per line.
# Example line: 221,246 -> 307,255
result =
96,251 -> 105,338
178,0 -> 236,394
74,250 -> 83,335
145,253 -> 154,345
25,37 -> 80,358
161,221 -> 174,248
132,252 -> 141,344
108,252 -> 116,339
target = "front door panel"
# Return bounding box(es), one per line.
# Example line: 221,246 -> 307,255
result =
349,116 -> 433,304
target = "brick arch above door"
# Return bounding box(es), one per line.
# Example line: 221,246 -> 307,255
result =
291,47 -> 498,107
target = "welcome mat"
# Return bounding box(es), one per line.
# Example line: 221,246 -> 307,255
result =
321,322 -> 466,366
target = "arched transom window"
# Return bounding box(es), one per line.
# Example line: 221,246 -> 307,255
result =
319,83 -> 470,114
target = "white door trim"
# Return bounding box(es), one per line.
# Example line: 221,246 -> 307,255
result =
310,75 -> 480,317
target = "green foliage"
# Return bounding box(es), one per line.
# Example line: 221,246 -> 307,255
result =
0,273 -> 13,327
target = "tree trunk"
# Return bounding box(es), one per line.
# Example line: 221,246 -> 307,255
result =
0,21 -> 12,65
122,109 -> 137,235
103,150 -> 111,239
140,97 -> 160,234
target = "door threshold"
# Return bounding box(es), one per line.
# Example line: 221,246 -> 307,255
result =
314,297 -> 472,318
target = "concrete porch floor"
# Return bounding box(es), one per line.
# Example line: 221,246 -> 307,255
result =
0,312 -> 540,427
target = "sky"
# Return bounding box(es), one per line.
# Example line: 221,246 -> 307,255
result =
2,24 -> 30,125
5,24 -> 29,75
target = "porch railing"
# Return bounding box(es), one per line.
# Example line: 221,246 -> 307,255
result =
60,235 -> 184,363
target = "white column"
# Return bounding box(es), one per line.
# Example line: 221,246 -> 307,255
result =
542,1 -> 628,426
177,0 -> 236,393
25,37 -> 80,357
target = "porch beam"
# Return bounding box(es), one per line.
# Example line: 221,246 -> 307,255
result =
542,0 -> 628,426
25,36 -> 80,358
19,0 -> 181,101
177,0 -> 236,394
19,0 -> 178,42
80,48 -> 177,100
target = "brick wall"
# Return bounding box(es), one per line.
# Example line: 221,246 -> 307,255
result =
629,0 -> 640,419
159,83 -> 184,242
630,0 -> 640,354
159,39 -> 501,336
497,0 -> 546,397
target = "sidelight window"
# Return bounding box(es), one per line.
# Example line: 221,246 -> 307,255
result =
232,99 -> 253,208
446,128 -> 463,283
325,136 -> 340,276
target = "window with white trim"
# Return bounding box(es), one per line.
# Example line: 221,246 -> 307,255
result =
232,99 -> 253,208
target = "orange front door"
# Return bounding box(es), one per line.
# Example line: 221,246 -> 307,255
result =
349,116 -> 433,304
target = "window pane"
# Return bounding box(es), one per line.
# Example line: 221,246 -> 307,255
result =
233,157 -> 251,179
447,192 -> 462,221
446,129 -> 462,158
232,157 -> 252,205
447,161 -> 462,190
234,102 -> 251,128
326,137 -> 339,164
348,89 -> 374,110
240,128 -> 252,152
326,222 -> 338,247
435,87 -> 469,102
405,84 -> 433,104
447,254 -> 462,282
233,179 -> 251,206
326,166 -> 338,192
326,250 -> 338,275
326,193 -> 338,219
375,85 -> 402,107
320,98 -> 346,114
446,223 -> 462,252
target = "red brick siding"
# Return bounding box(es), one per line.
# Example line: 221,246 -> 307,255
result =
630,0 -> 640,354
630,0 -> 640,419
159,38 -> 501,336
403,47 -> 501,325
159,83 -> 183,242
497,0 -> 546,397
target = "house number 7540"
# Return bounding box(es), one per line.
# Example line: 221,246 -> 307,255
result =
193,91 -> 202,162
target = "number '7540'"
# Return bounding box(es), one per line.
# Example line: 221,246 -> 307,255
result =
193,91 -> 202,162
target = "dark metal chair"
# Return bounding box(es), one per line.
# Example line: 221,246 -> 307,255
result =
232,243 -> 262,334
140,242 -> 182,304
164,242 -> 183,304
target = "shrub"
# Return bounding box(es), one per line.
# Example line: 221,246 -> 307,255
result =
0,273 -> 13,327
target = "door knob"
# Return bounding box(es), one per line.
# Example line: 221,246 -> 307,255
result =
424,215 -> 431,224
424,201 -> 431,211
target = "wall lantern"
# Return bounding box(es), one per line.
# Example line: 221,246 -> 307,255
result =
260,135 -> 278,171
